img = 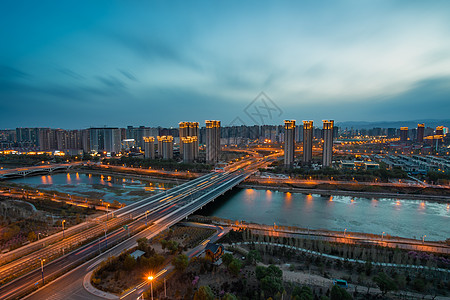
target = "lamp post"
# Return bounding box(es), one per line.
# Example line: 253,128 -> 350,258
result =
145,210 -> 149,226
39,258 -> 45,284
382,232 -> 385,241
147,276 -> 154,300
62,220 -> 66,239
106,203 -> 109,220
344,228 -> 347,238
422,235 -> 426,244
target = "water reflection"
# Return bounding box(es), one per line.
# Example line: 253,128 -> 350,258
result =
203,188 -> 450,241
10,173 -> 175,205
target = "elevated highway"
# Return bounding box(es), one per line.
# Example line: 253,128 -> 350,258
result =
0,159 -> 261,299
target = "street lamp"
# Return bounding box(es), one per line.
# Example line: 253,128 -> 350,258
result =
106,203 -> 109,220
145,210 -> 149,226
382,232 -> 385,241
147,276 -> 154,300
344,228 -> 347,238
39,258 -> 45,284
62,220 -> 66,239
422,235 -> 426,244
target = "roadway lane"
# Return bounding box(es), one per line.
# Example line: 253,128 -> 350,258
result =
0,173 -> 217,284
1,172 -> 241,299
23,172 -> 247,300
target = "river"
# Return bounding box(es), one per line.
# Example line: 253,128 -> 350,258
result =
200,188 -> 450,241
8,174 -> 450,241
9,172 -> 177,204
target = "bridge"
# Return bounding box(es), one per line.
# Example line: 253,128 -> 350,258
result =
0,155 -> 272,299
0,163 -> 81,180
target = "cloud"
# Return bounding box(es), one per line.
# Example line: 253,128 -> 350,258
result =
57,68 -> 84,80
0,65 -> 30,80
96,76 -> 126,89
119,69 -> 138,82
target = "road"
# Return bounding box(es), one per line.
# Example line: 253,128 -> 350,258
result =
0,164 -> 255,299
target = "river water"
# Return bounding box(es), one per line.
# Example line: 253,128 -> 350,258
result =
8,174 -> 450,241
9,173 -> 176,205
200,188 -> 450,241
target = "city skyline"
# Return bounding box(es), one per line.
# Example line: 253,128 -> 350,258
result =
1,1 -> 450,128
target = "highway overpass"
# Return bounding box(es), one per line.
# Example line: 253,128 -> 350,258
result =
0,168 -> 255,299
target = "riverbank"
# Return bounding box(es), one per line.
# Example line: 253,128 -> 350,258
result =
240,182 -> 450,203
77,164 -> 202,181
70,168 -> 189,184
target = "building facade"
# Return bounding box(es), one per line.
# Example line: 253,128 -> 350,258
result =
206,120 -> 221,164
302,120 -> 313,163
322,120 -> 334,167
284,120 -> 295,167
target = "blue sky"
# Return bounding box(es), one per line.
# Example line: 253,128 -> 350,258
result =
1,0 -> 450,129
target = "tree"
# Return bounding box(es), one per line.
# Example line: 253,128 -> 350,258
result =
160,239 -> 167,249
228,259 -> 242,276
172,254 -> 189,272
260,276 -> 283,296
330,285 -> 352,300
223,293 -> 238,300
256,265 -> 284,296
246,249 -> 262,265
194,285 -> 214,300
222,253 -> 234,266
123,254 -> 136,271
293,286 -> 313,300
166,240 -> 179,254
27,231 -> 37,242
373,272 -> 397,296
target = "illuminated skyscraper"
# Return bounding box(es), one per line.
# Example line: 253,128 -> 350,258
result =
206,120 -> 221,164
179,121 -> 199,159
400,127 -> 408,142
302,121 -> 313,163
181,136 -> 196,163
417,124 -> 424,142
284,120 -> 295,167
436,126 -> 444,136
157,136 -> 173,159
143,136 -> 155,159
322,120 -> 334,167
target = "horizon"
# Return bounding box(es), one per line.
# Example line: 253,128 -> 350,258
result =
2,117 -> 450,131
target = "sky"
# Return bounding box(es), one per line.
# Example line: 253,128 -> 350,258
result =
1,0 -> 450,129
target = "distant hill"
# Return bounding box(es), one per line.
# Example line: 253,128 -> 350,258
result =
335,119 -> 450,129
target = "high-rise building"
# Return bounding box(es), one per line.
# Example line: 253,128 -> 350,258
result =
436,126 -> 444,136
179,122 -> 199,159
81,129 -> 90,153
387,128 -> 396,138
400,127 -> 408,142
16,128 -> 39,148
89,128 -> 121,154
143,137 -> 155,159
181,136 -> 196,163
206,120 -> 221,164
302,121 -> 313,163
417,124 -> 425,142
284,120 -> 295,167
157,136 -> 173,159
322,120 -> 334,167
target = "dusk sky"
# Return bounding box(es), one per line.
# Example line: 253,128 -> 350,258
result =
1,0 -> 450,129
